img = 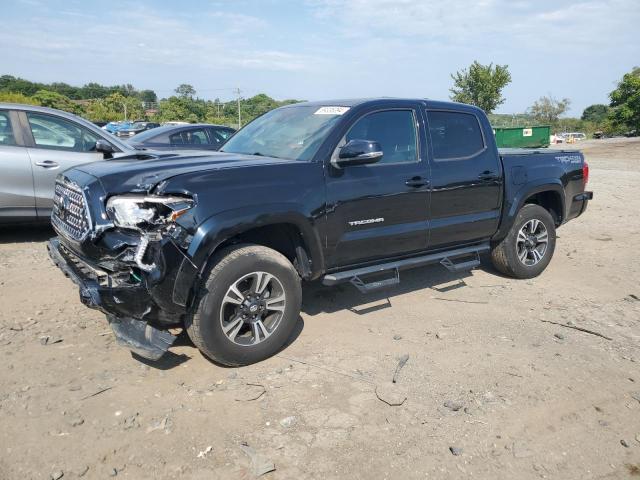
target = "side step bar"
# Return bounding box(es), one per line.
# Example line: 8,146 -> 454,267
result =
322,243 -> 490,289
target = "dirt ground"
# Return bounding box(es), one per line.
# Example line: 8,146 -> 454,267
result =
1,138 -> 639,480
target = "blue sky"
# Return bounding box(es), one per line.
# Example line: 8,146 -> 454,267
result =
2,0 -> 639,115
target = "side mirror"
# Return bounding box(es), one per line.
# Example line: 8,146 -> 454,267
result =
95,139 -> 115,158
333,139 -> 383,168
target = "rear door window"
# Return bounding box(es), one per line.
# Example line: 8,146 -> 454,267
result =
0,111 -> 16,146
427,111 -> 485,160
170,128 -> 208,145
27,113 -> 100,152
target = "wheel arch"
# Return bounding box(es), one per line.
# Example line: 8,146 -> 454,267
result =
187,205 -> 325,281
493,180 -> 566,243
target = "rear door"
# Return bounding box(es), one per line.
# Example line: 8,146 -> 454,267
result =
21,111 -> 104,218
324,105 -> 430,268
0,109 -> 36,220
424,109 -> 502,248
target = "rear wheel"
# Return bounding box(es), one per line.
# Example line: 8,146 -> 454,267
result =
490,204 -> 556,279
187,244 -> 302,366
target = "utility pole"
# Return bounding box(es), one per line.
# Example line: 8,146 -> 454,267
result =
123,102 -> 128,121
235,87 -> 242,129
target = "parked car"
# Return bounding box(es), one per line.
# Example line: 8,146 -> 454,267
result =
126,123 -> 235,151
0,103 -> 137,223
115,121 -> 160,138
47,98 -> 592,366
560,132 -> 587,142
103,121 -> 134,134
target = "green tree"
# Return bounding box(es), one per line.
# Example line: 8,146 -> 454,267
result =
449,61 -> 511,113
32,90 -> 83,114
0,91 -> 39,105
84,93 -> 144,121
138,89 -> 157,103
528,96 -> 571,125
155,96 -> 205,123
608,67 -> 640,133
175,84 -> 196,99
581,104 -> 610,123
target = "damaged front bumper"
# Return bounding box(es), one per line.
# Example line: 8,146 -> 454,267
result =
47,232 -> 197,360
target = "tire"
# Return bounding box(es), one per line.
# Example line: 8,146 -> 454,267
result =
186,244 -> 302,366
490,204 -> 557,279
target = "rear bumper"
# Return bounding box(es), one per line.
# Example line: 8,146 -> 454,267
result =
570,191 -> 593,219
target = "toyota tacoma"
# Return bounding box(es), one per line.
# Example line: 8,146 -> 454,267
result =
47,99 -> 592,366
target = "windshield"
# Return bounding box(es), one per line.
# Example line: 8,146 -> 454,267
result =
221,105 -> 345,161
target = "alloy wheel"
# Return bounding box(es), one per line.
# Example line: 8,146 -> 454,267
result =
516,218 -> 549,266
219,271 -> 286,346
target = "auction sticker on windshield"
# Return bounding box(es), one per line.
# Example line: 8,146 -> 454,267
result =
314,106 -> 350,115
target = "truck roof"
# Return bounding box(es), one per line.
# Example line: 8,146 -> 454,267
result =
282,98 -> 484,113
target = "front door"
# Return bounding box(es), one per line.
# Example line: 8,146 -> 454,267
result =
22,111 -> 103,218
324,107 -> 430,269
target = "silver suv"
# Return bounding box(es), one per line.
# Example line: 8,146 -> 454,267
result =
0,103 -> 135,223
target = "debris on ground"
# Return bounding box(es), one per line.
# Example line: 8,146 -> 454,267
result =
80,387 -> 113,400
540,320 -> 612,340
240,442 -> 276,476
444,400 -> 463,412
50,470 -> 64,480
235,383 -> 266,402
392,354 -> 410,384
375,384 -> 407,406
279,416 -> 297,428
449,447 -> 463,456
146,416 -> 173,434
197,446 -> 213,458
123,412 -> 140,430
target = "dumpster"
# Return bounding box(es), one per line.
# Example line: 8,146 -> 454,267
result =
493,125 -> 550,148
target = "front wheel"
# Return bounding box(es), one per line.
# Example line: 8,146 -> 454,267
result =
490,204 -> 557,279
187,244 -> 302,366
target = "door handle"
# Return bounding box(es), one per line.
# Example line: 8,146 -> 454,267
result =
405,176 -> 429,188
478,171 -> 499,181
35,160 -> 60,168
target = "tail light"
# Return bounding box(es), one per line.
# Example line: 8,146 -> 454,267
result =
582,162 -> 589,187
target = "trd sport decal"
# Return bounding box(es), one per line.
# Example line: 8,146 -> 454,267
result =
348,218 -> 385,226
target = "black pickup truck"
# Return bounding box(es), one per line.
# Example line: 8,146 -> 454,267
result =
47,99 -> 592,366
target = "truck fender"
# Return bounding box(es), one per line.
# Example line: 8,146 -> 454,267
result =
186,203 -> 325,278
493,179 -> 565,242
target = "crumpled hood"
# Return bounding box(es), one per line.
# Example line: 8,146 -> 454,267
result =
75,151 -> 296,193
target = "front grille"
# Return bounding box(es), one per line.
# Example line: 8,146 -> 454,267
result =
52,178 -> 90,241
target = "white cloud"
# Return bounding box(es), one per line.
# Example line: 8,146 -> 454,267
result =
0,7 -> 318,75
308,0 -> 640,51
